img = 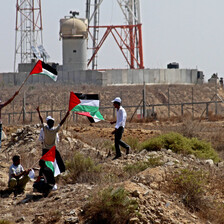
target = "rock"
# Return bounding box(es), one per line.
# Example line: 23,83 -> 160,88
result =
16,216 -> 25,222
218,161 -> 224,168
189,154 -> 196,160
69,209 -> 76,215
129,217 -> 140,224
131,190 -> 140,198
16,129 -> 22,134
205,159 -> 214,167
64,216 -> 79,223
139,149 -> 148,155
165,161 -> 175,166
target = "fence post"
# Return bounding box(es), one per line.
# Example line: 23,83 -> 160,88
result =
192,87 -> 194,119
13,100 -> 15,123
206,103 -> 209,118
168,87 -> 170,118
143,82 -> 146,118
181,104 -> 184,117
51,99 -> 53,117
23,92 -> 26,122
215,81 -> 218,115
152,105 -> 155,115
8,113 -> 11,124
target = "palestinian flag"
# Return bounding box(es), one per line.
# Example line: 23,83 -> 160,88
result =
69,92 -> 104,123
40,146 -> 65,177
30,60 -> 58,81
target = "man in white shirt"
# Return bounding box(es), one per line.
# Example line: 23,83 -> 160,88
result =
110,97 -> 130,160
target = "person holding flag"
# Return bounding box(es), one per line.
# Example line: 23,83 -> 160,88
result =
33,159 -> 55,197
0,90 -> 19,148
110,97 -> 131,160
36,106 -> 70,175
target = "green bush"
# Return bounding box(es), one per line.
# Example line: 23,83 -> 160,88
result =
65,152 -> 101,183
140,137 -> 163,151
140,132 -> 220,162
84,187 -> 139,224
124,156 -> 163,176
190,138 -> 219,162
172,168 -> 208,210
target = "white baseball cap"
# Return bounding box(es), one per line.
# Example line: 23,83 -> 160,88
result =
46,116 -> 55,121
111,97 -> 122,103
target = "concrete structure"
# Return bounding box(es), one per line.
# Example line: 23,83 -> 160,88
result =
59,17 -> 88,71
0,68 -> 203,87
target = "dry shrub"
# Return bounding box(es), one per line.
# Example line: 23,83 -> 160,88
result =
165,168 -> 224,223
123,136 -> 140,152
207,111 -> 223,122
83,186 -> 139,224
198,171 -> 224,223
33,211 -> 62,224
207,128 -> 224,158
0,179 -> 6,188
172,118 -> 205,139
45,211 -> 62,224
202,202 -> 224,224
0,220 -> 13,224
166,168 -> 208,211
64,152 -> 102,184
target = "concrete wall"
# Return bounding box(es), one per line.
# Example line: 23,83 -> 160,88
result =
0,68 -> 200,87
104,69 -> 198,85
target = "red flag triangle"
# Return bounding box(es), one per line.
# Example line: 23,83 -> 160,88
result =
69,92 -> 81,111
30,60 -> 43,75
40,146 -> 56,162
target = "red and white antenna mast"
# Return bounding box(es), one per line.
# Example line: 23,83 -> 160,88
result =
87,0 -> 144,70
14,0 -> 43,71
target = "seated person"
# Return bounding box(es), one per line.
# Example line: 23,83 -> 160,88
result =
8,155 -> 30,194
33,160 -> 55,197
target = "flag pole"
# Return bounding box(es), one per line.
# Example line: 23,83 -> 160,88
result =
17,73 -> 30,92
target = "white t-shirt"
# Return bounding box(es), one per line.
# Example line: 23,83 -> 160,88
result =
39,124 -> 60,149
9,164 -> 24,180
115,106 -> 127,129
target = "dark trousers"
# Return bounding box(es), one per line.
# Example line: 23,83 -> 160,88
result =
33,180 -> 53,196
115,127 -> 130,156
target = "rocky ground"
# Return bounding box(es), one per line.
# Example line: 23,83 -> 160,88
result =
1,121 -> 224,224
1,84 -> 224,223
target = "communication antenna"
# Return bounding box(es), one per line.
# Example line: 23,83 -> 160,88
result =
38,45 -> 50,62
14,0 -> 43,71
31,46 -> 41,60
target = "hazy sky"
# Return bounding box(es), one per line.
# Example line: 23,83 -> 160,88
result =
1,0 -> 224,81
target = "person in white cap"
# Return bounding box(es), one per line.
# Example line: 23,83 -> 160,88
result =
36,106 -> 70,156
0,90 -> 19,148
110,97 -> 130,160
